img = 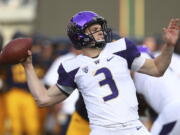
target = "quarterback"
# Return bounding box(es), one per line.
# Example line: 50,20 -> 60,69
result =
22,11 -> 179,135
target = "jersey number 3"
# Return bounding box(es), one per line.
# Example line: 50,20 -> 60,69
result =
95,67 -> 119,102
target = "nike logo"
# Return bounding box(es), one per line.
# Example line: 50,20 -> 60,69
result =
136,126 -> 142,130
107,56 -> 114,62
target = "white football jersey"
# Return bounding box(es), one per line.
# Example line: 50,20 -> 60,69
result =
134,47 -> 180,114
56,38 -> 145,126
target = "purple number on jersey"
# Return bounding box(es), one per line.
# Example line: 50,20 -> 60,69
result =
95,67 -> 119,101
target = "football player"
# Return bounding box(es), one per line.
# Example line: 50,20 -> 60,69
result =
22,11 -> 179,135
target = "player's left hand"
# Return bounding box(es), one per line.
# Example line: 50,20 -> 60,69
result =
163,18 -> 180,46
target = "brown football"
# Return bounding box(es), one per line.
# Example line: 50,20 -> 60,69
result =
0,38 -> 32,64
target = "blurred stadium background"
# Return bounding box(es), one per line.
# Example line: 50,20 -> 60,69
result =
0,0 -> 180,135
0,0 -> 179,44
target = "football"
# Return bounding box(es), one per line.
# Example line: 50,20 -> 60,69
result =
0,38 -> 32,64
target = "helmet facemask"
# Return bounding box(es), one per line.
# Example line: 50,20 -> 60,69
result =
84,22 -> 112,49
67,11 -> 112,50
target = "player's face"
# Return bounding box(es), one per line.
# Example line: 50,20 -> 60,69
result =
85,24 -> 105,42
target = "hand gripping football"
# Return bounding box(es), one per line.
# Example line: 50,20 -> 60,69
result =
0,38 -> 32,64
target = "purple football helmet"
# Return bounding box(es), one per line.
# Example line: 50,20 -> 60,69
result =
67,11 -> 112,49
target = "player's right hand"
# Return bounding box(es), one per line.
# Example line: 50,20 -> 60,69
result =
22,50 -> 33,67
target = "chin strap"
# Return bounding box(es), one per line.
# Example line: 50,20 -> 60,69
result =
86,41 -> 106,48
94,41 -> 106,48
84,40 -> 106,49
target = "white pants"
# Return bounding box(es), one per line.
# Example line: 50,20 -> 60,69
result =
151,102 -> 180,135
90,120 -> 151,135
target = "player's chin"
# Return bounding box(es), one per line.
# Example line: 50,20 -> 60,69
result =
96,38 -> 105,42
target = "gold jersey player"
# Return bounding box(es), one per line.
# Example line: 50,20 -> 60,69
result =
22,11 -> 179,135
3,64 -> 40,135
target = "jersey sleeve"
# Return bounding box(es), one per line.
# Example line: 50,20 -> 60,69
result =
113,38 -> 144,70
125,38 -> 141,68
125,38 -> 146,71
56,64 -> 79,95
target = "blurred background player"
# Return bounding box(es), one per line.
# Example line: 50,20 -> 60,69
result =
1,32 -> 54,135
3,32 -> 40,135
134,45 -> 180,135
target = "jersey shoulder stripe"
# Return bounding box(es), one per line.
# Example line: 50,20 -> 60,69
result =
108,38 -> 141,69
57,64 -> 79,89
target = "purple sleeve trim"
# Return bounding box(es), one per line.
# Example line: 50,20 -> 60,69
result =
56,84 -> 70,96
137,46 -> 155,58
114,38 -> 140,69
57,64 -> 79,89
